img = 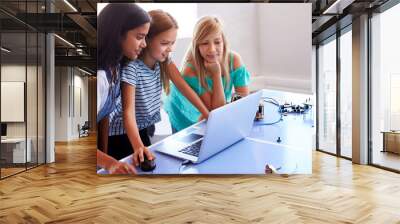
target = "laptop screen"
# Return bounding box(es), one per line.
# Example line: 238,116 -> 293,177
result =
177,133 -> 203,144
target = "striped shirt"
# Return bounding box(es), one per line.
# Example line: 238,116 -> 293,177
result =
109,59 -> 162,136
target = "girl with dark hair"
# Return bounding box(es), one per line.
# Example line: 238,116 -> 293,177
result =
96,3 -> 151,174
108,10 -> 210,166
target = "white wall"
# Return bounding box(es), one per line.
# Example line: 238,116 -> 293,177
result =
171,3 -> 259,75
196,3 -> 260,77
171,37 -> 191,70
312,45 -> 316,93
55,66 -> 69,141
54,67 -> 89,141
72,73 -> 89,138
257,3 -> 312,93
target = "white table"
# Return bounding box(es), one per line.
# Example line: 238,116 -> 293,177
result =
98,89 -> 314,175
1,138 -> 32,163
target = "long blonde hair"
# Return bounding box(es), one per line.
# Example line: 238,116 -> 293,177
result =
184,16 -> 230,91
141,9 -> 178,94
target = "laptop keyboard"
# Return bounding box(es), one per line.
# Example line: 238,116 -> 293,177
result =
179,140 -> 203,157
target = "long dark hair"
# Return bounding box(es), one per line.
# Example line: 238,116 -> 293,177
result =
97,3 -> 150,71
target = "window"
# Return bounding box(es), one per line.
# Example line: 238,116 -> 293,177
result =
0,0 -> 46,179
317,36 -> 337,155
370,2 -> 400,171
339,28 -> 352,158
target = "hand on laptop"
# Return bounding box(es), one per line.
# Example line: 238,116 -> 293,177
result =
132,146 -> 155,166
198,112 -> 209,122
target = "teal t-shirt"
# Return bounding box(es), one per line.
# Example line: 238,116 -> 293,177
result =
163,53 -> 251,131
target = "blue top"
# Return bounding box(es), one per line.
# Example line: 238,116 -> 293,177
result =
109,59 -> 162,136
163,52 -> 251,131
97,66 -> 121,123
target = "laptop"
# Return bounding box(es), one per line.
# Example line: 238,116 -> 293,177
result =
154,90 -> 262,163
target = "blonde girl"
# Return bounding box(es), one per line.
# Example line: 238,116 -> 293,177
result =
164,16 -> 251,132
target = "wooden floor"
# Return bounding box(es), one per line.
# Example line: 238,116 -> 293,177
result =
1,135 -> 400,223
1,163 -> 44,178
1,167 -> 26,178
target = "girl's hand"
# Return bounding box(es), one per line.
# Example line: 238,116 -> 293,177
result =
204,60 -> 221,78
132,146 -> 155,166
198,111 -> 209,122
198,114 -> 206,122
108,161 -> 137,174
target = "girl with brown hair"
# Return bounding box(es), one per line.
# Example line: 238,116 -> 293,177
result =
108,10 -> 209,168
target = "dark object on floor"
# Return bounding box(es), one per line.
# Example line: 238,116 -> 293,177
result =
78,121 -> 90,138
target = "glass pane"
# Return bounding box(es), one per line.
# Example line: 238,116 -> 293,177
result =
318,37 -> 337,154
38,32 -> 45,165
340,29 -> 352,158
27,31 -> 38,169
1,10 -> 27,177
371,4 -> 400,171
